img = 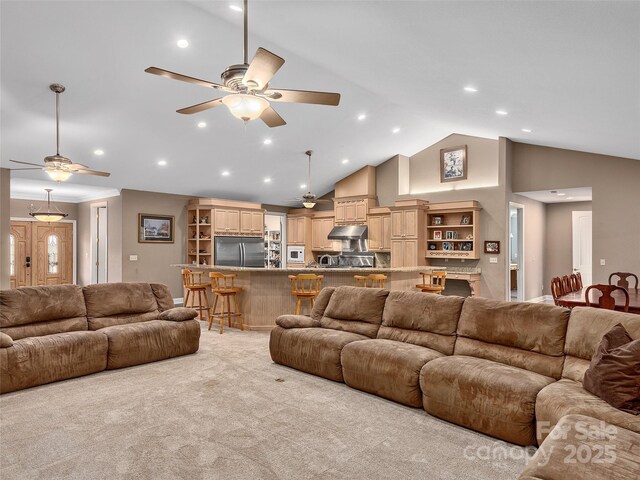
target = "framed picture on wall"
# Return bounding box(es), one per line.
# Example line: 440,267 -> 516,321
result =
139,213 -> 175,243
440,145 -> 467,182
484,241 -> 500,254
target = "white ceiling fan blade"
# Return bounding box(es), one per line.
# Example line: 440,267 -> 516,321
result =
177,98 -> 225,115
74,168 -> 111,177
243,48 -> 285,90
145,67 -> 227,91
263,88 -> 341,106
10,159 -> 44,167
260,106 -> 286,128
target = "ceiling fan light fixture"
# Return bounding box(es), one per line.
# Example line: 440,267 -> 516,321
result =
29,189 -> 68,223
46,168 -> 73,182
222,94 -> 269,122
302,201 -> 316,209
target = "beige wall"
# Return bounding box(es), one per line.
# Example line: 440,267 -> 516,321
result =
10,198 -> 79,220
511,194 -> 546,300
512,143 -> 640,284
120,189 -> 191,298
543,201 -> 593,295
0,169 -> 10,288
335,166 -> 376,198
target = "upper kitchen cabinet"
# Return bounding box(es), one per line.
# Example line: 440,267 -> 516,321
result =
287,215 -> 312,246
334,198 -> 371,224
388,200 -> 428,267
214,208 -> 240,234
334,165 -> 377,224
240,210 -> 264,236
367,207 -> 391,251
311,216 -> 341,251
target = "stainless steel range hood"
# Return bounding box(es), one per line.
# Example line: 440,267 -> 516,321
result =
327,225 -> 368,240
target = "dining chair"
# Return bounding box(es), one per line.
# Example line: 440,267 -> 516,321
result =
550,277 -> 564,306
584,284 -> 629,312
560,275 -> 572,295
354,274 -> 387,288
569,274 -> 579,292
289,274 -> 324,314
608,272 -> 639,291
209,272 -> 243,334
575,272 -> 583,289
181,268 -> 210,320
417,271 -> 447,294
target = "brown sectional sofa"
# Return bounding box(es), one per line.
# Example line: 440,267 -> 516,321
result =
270,286 -> 640,478
0,282 -> 201,393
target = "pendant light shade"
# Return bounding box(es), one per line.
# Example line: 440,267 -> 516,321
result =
45,168 -> 73,182
29,189 -> 68,222
302,201 -> 316,209
222,94 -> 269,121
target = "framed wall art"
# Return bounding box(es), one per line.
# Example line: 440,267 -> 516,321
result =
484,241 -> 500,254
440,145 -> 467,183
139,213 -> 175,243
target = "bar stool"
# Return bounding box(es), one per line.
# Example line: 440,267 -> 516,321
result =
289,274 -> 323,315
417,271 -> 447,294
354,274 -> 387,288
208,272 -> 243,334
181,268 -> 210,320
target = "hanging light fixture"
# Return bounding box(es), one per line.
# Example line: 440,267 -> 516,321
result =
302,150 -> 316,208
29,189 -> 68,222
221,94 -> 269,122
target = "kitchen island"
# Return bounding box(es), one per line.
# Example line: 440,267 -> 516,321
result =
173,265 -> 481,331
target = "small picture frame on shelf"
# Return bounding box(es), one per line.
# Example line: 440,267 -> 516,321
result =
445,231 -> 457,240
460,242 -> 473,251
428,243 -> 437,250
432,216 -> 443,225
433,230 -> 442,240
484,241 -> 500,254
443,242 -> 455,251
461,215 -> 471,225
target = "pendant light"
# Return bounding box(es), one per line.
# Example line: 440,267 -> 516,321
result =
302,150 -> 316,209
29,189 -> 68,222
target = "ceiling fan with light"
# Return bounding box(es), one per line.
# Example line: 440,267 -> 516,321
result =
145,0 -> 340,127
295,150 -> 332,209
10,84 -> 111,182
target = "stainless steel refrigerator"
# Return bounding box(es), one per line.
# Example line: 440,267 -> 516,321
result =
214,236 -> 265,267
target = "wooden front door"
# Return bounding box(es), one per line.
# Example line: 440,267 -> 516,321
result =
9,221 -> 74,287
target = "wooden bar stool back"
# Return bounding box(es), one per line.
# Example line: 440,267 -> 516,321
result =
354,274 -> 387,288
181,268 -> 210,320
609,272 -> 639,291
289,274 -> 323,314
585,284 -> 629,312
417,271 -> 447,294
209,272 -> 243,334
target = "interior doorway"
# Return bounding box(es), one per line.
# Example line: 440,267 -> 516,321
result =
91,205 -> 108,283
509,203 -> 525,302
9,220 -> 75,288
572,211 -> 592,287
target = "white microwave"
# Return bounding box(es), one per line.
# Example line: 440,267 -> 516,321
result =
287,246 -> 305,264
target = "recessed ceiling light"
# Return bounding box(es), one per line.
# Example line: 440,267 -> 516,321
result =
176,39 -> 189,49
263,138 -> 272,145
521,128 -> 532,133
392,127 -> 400,134
566,197 -> 574,200
557,192 -> 566,196
496,110 -> 508,115
264,177 -> 271,183
464,86 -> 478,93
357,113 -> 366,121
300,184 -> 307,189
197,122 -> 207,128
157,160 -> 167,166
229,4 -> 243,12
221,170 -> 230,177
342,159 -> 349,164
93,149 -> 104,156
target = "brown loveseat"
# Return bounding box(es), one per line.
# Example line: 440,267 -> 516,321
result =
0,282 -> 201,394
269,287 -> 640,448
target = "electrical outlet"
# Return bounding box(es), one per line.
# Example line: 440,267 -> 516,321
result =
600,259 -> 606,266
489,257 -> 498,264
129,255 -> 138,261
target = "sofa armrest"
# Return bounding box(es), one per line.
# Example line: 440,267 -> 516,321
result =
276,315 -> 321,329
158,307 -> 199,322
0,332 -> 14,348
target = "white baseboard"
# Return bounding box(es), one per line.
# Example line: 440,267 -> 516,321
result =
527,295 -> 553,304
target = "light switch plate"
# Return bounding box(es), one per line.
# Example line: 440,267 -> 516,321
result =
600,259 -> 606,266
489,257 -> 498,264
129,255 -> 138,261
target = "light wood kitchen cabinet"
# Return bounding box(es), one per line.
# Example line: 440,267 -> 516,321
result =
334,198 -> 370,224
367,214 -> 391,251
391,209 -> 418,238
390,239 -> 418,268
287,216 -> 311,245
311,217 -> 340,251
214,209 -> 240,234
240,210 -> 264,236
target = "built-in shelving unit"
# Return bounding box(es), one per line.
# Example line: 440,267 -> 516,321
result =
187,207 -> 213,266
265,230 -> 281,268
426,201 -> 481,259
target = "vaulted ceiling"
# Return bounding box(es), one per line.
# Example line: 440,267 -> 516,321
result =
2,1 -> 639,203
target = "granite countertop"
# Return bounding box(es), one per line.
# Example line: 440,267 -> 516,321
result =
172,264 -> 481,275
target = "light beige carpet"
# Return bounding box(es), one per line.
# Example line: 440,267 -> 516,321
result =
1,324 -> 531,479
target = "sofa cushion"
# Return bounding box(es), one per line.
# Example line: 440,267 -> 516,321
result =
342,339 -> 444,407
320,286 -> 389,338
0,285 -> 88,340
582,324 -> 640,414
0,331 -> 108,394
420,355 -> 555,446
311,287 -> 335,321
455,297 -> 569,379
158,307 -> 199,322
276,315 -> 321,329
269,326 -> 368,382
99,319 -> 200,369
83,282 -> 160,330
535,379 -> 640,443
150,283 -> 175,311
519,414 -> 640,480
0,332 -> 13,348
563,307 -> 640,382
377,291 -> 464,355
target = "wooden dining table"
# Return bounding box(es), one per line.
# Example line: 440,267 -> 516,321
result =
556,287 -> 640,314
